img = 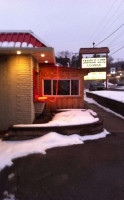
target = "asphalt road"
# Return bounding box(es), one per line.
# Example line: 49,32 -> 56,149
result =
0,102 -> 124,200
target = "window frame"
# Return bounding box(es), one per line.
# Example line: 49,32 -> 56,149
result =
43,79 -> 80,96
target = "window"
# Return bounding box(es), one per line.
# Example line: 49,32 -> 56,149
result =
44,79 -> 79,96
53,80 -> 70,95
44,80 -> 51,95
71,80 -> 79,95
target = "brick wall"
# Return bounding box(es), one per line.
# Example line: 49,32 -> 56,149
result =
0,55 -> 35,130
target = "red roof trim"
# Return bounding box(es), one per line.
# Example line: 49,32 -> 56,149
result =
0,34 -> 6,42
27,33 -> 31,45
0,32 -> 47,47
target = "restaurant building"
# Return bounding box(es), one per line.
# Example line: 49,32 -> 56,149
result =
0,31 -> 88,131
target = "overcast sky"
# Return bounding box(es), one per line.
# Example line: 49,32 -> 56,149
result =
0,0 -> 124,61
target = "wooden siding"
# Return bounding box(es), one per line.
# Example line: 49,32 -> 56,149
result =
39,66 -> 84,111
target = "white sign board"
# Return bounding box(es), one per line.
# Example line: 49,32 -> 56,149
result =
110,68 -> 116,74
82,57 -> 106,68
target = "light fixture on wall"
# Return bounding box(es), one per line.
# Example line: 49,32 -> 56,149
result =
41,54 -> 45,57
45,60 -> 48,63
17,51 -> 21,55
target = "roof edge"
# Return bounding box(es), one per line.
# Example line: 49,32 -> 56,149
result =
79,47 -> 110,54
0,30 -> 33,33
31,32 -> 49,47
0,47 -> 54,52
0,30 -> 50,47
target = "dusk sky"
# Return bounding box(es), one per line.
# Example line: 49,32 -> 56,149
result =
0,0 -> 124,61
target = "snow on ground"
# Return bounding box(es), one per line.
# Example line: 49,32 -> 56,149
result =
0,109 -> 110,172
13,109 -> 99,128
116,86 -> 124,90
88,90 -> 124,103
0,130 -> 110,172
2,191 -> 15,200
104,81 -> 124,90
84,92 -> 124,120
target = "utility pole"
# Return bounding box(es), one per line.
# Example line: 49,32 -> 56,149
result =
106,53 -> 108,90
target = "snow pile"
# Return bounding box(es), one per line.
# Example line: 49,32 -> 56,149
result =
116,86 -> 124,90
104,81 -> 117,87
14,109 -> 99,128
2,191 -> 15,200
0,130 -> 109,171
48,109 -> 98,126
0,41 -> 34,48
90,91 -> 124,103
84,93 -> 124,120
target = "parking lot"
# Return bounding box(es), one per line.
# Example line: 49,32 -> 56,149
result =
0,101 -> 124,200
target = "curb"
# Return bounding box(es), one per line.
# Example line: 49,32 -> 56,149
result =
4,119 -> 103,141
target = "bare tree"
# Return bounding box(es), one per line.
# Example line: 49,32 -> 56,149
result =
56,51 -> 71,67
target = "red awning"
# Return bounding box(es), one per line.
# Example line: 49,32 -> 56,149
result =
0,31 -> 47,48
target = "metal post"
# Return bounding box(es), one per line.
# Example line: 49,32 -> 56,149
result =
106,53 -> 108,90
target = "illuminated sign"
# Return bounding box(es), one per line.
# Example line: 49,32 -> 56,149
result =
84,72 -> 106,80
82,57 -> 106,68
110,68 -> 116,74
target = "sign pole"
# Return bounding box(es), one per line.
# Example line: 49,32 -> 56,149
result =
106,53 -> 108,90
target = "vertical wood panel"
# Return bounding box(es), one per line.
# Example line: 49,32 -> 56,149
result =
39,66 -> 85,111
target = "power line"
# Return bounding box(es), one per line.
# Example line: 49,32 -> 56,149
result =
107,6 -> 124,31
108,36 -> 124,49
107,28 -> 124,47
110,42 -> 124,51
86,0 -> 118,46
110,39 -> 124,49
95,24 -> 124,47
91,0 -> 117,43
110,44 -> 124,55
95,0 -> 124,40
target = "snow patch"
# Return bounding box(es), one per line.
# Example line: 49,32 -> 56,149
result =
90,90 -> 124,103
0,41 -> 34,48
0,130 -> 109,171
28,43 -> 33,47
8,173 -> 15,180
2,191 -> 15,200
21,42 -> 27,47
8,42 -> 15,47
1,41 -> 8,47
13,109 -> 99,128
15,42 -> 21,47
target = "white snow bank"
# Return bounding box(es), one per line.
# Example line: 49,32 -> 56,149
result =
116,86 -> 124,90
90,90 -> 124,103
1,41 -> 8,47
84,93 -> 124,120
21,42 -> 27,47
14,42 -> 21,47
0,41 -> 33,48
8,42 -> 15,47
0,130 -> 109,171
13,109 -> 99,128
